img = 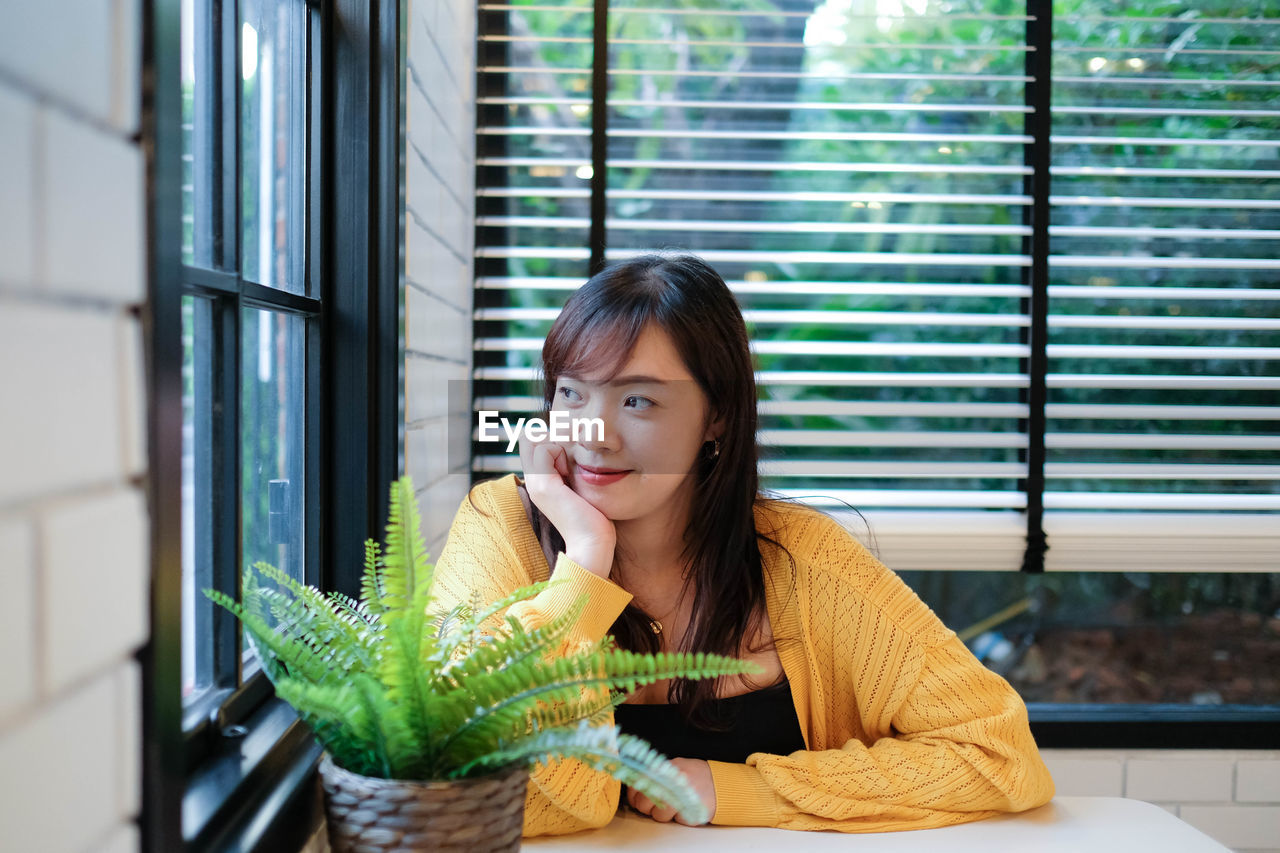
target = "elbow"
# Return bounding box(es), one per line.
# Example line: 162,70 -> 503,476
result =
1014,750 -> 1056,810
521,775 -> 620,837
522,801 -> 616,837
990,731 -> 1056,812
991,694 -> 1055,811
963,712 -> 1056,812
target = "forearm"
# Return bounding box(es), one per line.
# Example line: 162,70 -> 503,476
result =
706,636 -> 1054,832
709,739 -> 1050,833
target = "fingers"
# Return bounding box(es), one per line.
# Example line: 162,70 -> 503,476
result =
518,432 -> 571,497
625,785 -> 647,814
516,425 -> 617,577
550,442 -> 570,478
625,787 -> 680,824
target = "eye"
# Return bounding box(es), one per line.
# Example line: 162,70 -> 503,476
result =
558,385 -> 582,403
623,395 -> 654,410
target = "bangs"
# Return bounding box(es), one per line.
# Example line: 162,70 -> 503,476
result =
541,305 -> 649,403
560,315 -> 642,380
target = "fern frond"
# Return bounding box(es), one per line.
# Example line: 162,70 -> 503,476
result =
204,588 -> 335,688
273,678 -> 370,758
380,477 -> 434,617
452,721 -> 710,824
360,540 -> 387,617
327,589 -> 381,633
430,579 -> 557,664
431,590 -> 587,690
435,648 -> 760,768
431,601 -> 469,641
522,687 -> 618,734
351,673 -> 428,779
379,616 -> 440,774
248,564 -> 378,677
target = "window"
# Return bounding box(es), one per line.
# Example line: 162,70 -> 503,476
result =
180,0 -> 319,750
148,0 -> 402,848
474,0 -> 1279,740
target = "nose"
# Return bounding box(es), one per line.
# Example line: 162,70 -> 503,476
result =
574,396 -> 621,454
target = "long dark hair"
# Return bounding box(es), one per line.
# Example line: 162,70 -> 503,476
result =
529,253 -> 793,728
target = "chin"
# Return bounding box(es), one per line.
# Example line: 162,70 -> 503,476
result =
570,483 -> 627,518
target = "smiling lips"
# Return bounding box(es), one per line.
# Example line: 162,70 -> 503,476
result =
576,464 -> 632,486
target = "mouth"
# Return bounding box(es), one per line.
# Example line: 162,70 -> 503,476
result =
575,463 -> 633,485
577,464 -> 631,475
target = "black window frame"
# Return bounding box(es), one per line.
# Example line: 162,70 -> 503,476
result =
144,0 -> 404,849
178,0 -> 324,774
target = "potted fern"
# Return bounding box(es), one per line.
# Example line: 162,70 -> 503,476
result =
206,476 -> 757,852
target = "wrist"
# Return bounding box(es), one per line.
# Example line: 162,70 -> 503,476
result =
565,539 -> 614,578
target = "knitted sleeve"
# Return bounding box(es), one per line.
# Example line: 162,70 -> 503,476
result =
706,513 -> 1055,832
432,484 -> 633,837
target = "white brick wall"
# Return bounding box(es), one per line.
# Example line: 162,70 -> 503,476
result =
44,108 -> 145,302
1041,749 -> 1280,853
403,0 -> 476,546
0,2 -> 146,850
0,86 -> 36,287
42,489 -> 149,693
1238,761 -> 1280,804
0,517 -> 37,720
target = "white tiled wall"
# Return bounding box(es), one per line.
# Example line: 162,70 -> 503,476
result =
403,0 -> 476,554
1041,749 -> 1280,853
0,2 -> 147,851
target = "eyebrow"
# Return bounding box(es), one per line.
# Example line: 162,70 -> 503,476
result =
559,372 -> 670,387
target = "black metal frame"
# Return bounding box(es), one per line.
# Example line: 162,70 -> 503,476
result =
1020,0 -> 1052,575
142,0 -> 186,846
177,0 -> 324,775
1031,705 -> 1280,749
588,0 -> 609,276
144,0 -> 404,848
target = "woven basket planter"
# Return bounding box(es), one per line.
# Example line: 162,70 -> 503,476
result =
318,754 -> 528,852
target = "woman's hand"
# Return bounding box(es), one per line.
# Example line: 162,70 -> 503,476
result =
625,758 -> 716,826
517,430 -> 616,578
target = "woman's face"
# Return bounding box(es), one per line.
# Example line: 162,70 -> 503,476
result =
551,323 -> 720,525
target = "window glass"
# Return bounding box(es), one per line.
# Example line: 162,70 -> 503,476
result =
240,0 -> 307,292
180,0 -> 314,714
181,295 -> 216,701
182,0 -> 217,269
241,307 -> 307,589
900,569 -> 1280,705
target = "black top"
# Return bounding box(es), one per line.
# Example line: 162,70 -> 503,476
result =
613,678 -> 807,764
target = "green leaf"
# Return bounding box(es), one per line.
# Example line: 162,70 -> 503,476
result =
453,720 -> 711,825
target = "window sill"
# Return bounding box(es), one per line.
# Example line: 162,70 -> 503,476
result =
1029,703 -> 1280,749
184,697 -> 324,852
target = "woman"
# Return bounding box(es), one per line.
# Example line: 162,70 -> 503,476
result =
432,254 -> 1055,836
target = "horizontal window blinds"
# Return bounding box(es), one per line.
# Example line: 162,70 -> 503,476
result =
1045,11 -> 1280,511
1042,8 -> 1280,571
475,1 -> 1279,572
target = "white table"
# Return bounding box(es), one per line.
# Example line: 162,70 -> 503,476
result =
524,797 -> 1229,852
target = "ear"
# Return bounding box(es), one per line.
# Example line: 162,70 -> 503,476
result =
703,413 -> 725,444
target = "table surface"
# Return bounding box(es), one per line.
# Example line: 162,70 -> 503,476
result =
523,797 -> 1230,852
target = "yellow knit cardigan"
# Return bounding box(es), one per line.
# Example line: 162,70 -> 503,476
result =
432,474 -> 1056,836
